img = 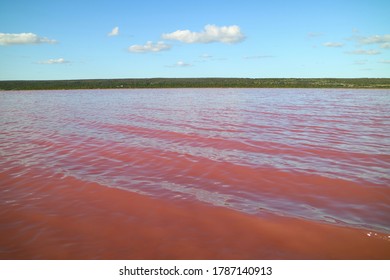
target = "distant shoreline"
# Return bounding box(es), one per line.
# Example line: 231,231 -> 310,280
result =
1,78 -> 390,90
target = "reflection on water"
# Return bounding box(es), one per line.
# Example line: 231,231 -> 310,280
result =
1,88 -> 389,259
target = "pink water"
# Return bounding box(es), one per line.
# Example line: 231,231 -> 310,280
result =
1,88 -> 389,259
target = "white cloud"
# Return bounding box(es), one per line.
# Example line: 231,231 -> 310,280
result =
323,42 -> 344,48
380,43 -> 390,49
0,32 -> 57,46
162,24 -> 245,44
108,26 -> 119,37
357,34 -> 390,45
346,49 -> 381,55
38,58 -> 69,64
175,60 -> 192,67
128,41 -> 171,53
379,60 -> 390,64
176,61 -> 190,67
166,60 -> 192,67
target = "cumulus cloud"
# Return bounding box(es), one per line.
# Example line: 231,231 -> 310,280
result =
379,59 -> 390,64
38,58 -> 69,64
346,49 -> 381,55
162,24 -> 245,44
323,42 -> 344,47
108,26 -> 119,36
128,41 -> 171,53
0,32 -> 57,46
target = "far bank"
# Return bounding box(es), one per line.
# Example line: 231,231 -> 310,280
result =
1,78 -> 390,91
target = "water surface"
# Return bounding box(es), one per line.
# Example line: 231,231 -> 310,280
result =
1,88 -> 389,259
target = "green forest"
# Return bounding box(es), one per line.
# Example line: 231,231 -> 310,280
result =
1,78 -> 390,90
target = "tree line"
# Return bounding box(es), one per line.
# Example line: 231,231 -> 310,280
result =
1,78 -> 389,90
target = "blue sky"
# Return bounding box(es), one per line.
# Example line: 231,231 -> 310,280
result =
1,0 -> 389,80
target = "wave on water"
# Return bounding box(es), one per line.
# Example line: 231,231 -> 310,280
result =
1,88 -> 389,259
